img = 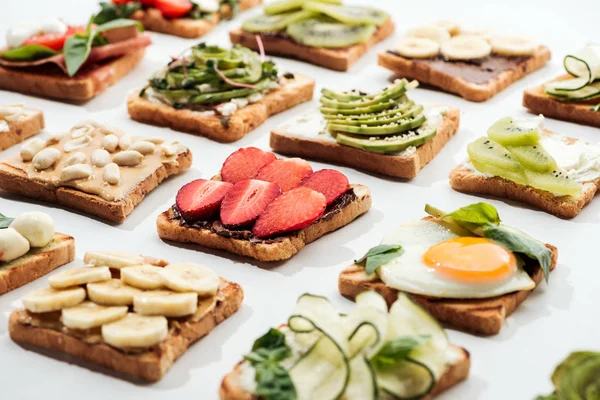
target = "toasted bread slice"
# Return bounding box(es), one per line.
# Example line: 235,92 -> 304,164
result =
0,50 -> 146,102
128,74 -> 315,143
0,149 -> 192,223
157,184 -> 372,262
229,18 -> 395,72
523,75 -> 600,128
378,46 -> 551,102
9,278 -> 243,382
0,109 -> 44,151
219,345 -> 470,400
270,107 -> 460,179
0,233 -> 75,295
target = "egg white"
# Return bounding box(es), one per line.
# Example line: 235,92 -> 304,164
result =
377,220 -> 535,299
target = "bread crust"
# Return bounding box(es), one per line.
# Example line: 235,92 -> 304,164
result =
128,74 -> 315,143
9,278 -> 244,382
0,50 -> 146,101
523,75 -> 600,128
378,46 -> 551,102
0,109 -> 44,151
0,233 -> 75,295
270,107 -> 460,179
0,149 -> 192,223
156,184 -> 372,262
229,17 -> 395,72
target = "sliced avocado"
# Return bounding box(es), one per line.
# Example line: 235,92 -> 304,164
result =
321,99 -> 404,116
335,123 -> 436,154
320,79 -> 408,109
327,104 -> 424,127
321,99 -> 413,120
321,88 -> 369,102
329,113 -> 426,135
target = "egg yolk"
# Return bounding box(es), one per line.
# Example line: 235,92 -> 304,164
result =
423,237 -> 517,283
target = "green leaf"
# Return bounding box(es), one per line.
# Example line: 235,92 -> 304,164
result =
371,335 -> 429,370
252,328 -> 287,351
0,44 -> 58,61
0,213 -> 14,229
443,202 -> 501,226
92,1 -> 141,25
591,103 -> 600,112
534,395 -> 559,400
355,244 -> 403,275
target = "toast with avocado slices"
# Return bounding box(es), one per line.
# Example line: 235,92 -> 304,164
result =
270,79 -> 460,178
9,251 -> 244,382
0,106 -> 44,151
536,351 -> 600,399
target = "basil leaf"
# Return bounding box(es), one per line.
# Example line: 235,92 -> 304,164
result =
252,328 -> 286,351
92,1 -> 141,25
0,213 -> 14,229
0,44 -> 59,61
95,18 -> 142,34
372,335 -> 429,370
356,244 -> 403,275
443,202 -> 500,227
591,103 -> 600,112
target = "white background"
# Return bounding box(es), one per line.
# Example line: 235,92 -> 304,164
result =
1,0 -> 599,399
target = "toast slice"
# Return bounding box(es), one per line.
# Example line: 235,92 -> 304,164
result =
0,233 -> 75,295
157,184 -> 372,262
270,107 -> 460,179
0,49 -> 146,101
378,46 -> 551,102
219,346 -> 471,400
0,109 -> 44,151
523,75 -> 600,128
128,73 -> 315,143
131,0 -> 262,38
9,277 -> 243,382
339,243 -> 558,335
229,17 -> 395,72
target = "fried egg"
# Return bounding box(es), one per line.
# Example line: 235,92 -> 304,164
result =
377,220 -> 535,299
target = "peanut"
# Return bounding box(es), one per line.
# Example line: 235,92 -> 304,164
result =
103,163 -> 120,185
60,164 -> 92,182
20,138 -> 46,161
113,150 -> 143,167
33,148 -> 61,170
130,140 -> 155,155
63,152 -> 87,167
91,149 -> 111,168
102,134 -> 119,152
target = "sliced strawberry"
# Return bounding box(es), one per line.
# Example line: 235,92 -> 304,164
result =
252,187 -> 326,238
254,158 -> 313,192
300,169 -> 349,205
221,147 -> 277,184
220,179 -> 282,227
175,179 -> 233,223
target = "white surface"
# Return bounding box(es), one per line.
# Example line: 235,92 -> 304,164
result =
1,1 -> 599,399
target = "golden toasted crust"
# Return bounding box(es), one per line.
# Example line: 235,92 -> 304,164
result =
0,233 -> 75,295
0,109 -> 44,151
128,74 -> 315,143
523,75 -> 600,128
219,345 -> 471,400
229,18 -> 395,72
378,46 -> 551,102
339,244 -> 558,335
0,50 -> 146,101
270,107 -> 460,179
0,149 -> 192,223
9,279 -> 243,382
156,184 -> 372,262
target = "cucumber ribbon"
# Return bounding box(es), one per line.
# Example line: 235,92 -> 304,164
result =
546,44 -> 600,97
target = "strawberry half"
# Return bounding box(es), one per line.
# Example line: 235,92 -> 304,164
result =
252,187 -> 326,238
175,179 -> 233,223
254,158 -> 313,192
221,147 -> 277,184
300,169 -> 349,205
220,179 -> 282,228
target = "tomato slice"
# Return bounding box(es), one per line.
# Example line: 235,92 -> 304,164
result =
154,0 -> 193,18
140,0 -> 155,5
23,26 -> 86,51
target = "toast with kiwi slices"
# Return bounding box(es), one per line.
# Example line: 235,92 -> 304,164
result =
450,115 -> 600,218
270,79 -> 460,178
0,105 -> 44,151
229,0 -> 394,71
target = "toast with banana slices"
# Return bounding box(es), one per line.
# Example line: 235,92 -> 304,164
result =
0,106 -> 44,151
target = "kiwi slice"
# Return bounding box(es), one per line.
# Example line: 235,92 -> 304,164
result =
329,113 -> 426,135
264,0 -> 341,15
487,116 -> 542,146
471,159 -> 528,186
336,124 -> 436,154
302,2 -> 389,26
242,10 -> 316,32
525,170 -> 582,196
286,17 -> 377,48
506,145 -> 557,173
320,80 -> 408,109
467,137 -> 528,184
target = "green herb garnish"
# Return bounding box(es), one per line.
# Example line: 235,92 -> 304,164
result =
92,1 -> 141,25
591,103 -> 600,112
0,44 -> 59,61
371,335 -> 429,370
356,244 -> 403,275
0,213 -> 14,229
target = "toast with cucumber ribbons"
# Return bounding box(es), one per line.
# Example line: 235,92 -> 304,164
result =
128,42 -> 314,142
220,292 -> 470,400
0,105 -> 44,151
450,116 -> 600,218
339,202 -> 558,335
229,0 -> 394,71
271,79 -> 460,178
523,44 -> 600,128
536,351 -> 600,399
378,22 -> 550,102
9,251 -> 243,382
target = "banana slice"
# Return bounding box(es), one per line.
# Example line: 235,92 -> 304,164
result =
134,290 -> 198,317
435,20 -> 461,36
83,251 -> 145,269
160,263 -> 219,296
441,36 -> 491,60
405,24 -> 450,44
102,313 -> 168,349
460,28 -> 494,42
61,301 -> 128,330
395,37 -> 440,59
23,287 -> 86,313
48,266 -> 111,289
121,265 -> 164,290
87,279 -> 142,306
489,35 -> 538,56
